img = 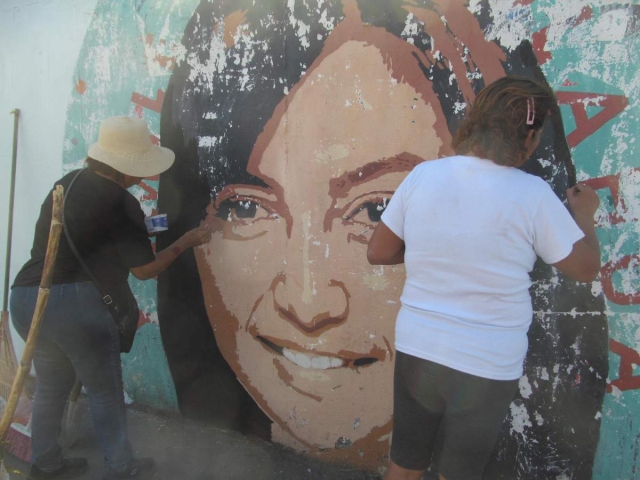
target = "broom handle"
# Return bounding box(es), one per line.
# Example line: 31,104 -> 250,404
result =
0,185 -> 64,442
3,109 -> 20,313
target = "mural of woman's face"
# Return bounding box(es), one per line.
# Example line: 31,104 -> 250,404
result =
195,34 -> 452,461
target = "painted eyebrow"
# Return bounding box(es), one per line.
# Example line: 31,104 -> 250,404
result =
328,152 -> 424,199
217,185 -> 278,202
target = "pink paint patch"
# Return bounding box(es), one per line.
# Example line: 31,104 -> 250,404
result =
514,0 -> 534,5
556,91 -> 629,148
71,138 -> 78,145
75,79 -> 87,95
131,90 -> 166,114
562,78 -> 578,87
532,27 -> 552,65
138,180 -> 158,201
573,6 -> 593,26
608,339 -> 640,392
137,310 -> 153,328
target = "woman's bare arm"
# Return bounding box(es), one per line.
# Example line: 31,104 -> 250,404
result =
367,221 -> 405,265
130,223 -> 211,280
552,185 -> 601,282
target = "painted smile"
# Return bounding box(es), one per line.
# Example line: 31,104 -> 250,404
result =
257,336 -> 379,370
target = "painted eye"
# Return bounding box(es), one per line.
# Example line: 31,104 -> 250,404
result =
233,199 -> 258,219
215,197 -> 274,224
345,197 -> 390,225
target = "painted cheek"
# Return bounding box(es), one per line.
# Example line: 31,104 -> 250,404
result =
217,231 -> 286,322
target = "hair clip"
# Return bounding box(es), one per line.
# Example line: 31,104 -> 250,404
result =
526,97 -> 536,126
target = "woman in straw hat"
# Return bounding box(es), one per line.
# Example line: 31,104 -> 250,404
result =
10,116 -> 211,480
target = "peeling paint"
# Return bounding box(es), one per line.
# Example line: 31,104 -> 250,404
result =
314,144 -> 350,164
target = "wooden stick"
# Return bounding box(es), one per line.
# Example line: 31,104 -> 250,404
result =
0,185 -> 64,442
3,109 -> 20,314
0,310 -> 18,372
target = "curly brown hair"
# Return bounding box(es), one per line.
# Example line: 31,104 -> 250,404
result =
453,76 -> 557,167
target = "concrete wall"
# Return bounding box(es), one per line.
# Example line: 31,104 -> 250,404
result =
1,0 -> 639,478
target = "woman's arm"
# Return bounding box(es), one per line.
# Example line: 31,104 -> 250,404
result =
552,185 -> 601,282
130,223 -> 211,280
367,221 -> 405,265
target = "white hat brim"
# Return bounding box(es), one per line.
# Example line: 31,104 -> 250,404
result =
87,142 -> 175,177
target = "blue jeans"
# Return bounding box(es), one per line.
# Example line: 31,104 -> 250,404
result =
10,282 -> 133,473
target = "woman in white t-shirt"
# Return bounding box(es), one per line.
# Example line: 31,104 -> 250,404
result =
368,76 -> 601,480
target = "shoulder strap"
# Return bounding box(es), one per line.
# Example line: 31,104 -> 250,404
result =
62,169 -> 113,306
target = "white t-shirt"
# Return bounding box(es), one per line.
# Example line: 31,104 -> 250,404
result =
381,155 -> 585,380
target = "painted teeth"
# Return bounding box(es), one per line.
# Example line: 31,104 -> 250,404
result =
283,348 -> 344,369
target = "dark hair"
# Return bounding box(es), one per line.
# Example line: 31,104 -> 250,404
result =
159,0 -> 501,206
85,156 -> 125,183
453,76 -> 557,166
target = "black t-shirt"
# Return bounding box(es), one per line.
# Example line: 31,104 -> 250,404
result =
13,169 -> 155,291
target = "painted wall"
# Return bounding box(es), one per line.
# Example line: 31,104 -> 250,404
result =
1,0 -> 639,478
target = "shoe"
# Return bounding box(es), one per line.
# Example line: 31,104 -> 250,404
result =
29,458 -> 89,479
103,458 -> 155,480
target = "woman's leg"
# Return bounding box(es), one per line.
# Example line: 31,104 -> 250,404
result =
10,285 -> 77,472
49,282 -> 133,472
438,369 -> 518,480
30,340 -> 77,470
383,460 -> 426,480
387,353 -> 446,479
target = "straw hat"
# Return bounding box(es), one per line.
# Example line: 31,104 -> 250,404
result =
88,116 -> 175,177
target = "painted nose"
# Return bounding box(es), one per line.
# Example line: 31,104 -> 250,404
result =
270,273 -> 350,335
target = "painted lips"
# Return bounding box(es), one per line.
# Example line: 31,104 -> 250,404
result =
257,336 -> 379,370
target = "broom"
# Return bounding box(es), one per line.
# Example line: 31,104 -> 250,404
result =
0,107 -> 34,470
0,319 -> 19,409
0,185 -> 65,466
0,109 -> 21,401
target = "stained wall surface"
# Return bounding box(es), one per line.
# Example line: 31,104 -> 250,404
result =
1,0 -> 639,478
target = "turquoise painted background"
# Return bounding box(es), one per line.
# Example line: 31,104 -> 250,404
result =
527,3 -> 640,478
62,1 -> 640,477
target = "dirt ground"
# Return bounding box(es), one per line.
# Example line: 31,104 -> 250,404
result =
3,398 -> 383,480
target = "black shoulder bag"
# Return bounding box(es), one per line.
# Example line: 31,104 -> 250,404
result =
62,169 -> 139,353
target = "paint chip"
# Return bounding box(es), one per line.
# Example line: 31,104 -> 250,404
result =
335,437 -> 352,449
76,79 -> 87,95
